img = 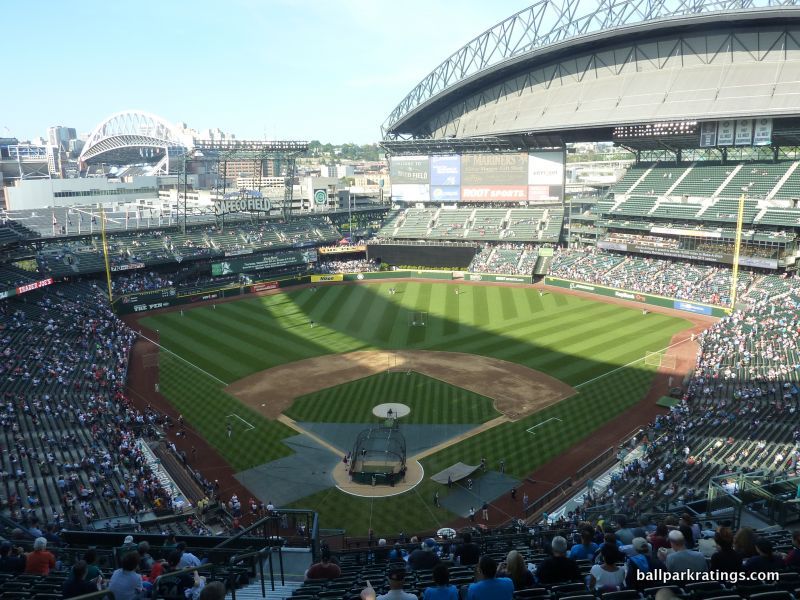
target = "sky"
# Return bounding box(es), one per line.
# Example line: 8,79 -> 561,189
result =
1,0 -> 529,144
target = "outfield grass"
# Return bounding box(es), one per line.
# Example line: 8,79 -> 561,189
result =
142,282 -> 691,535
286,372 -> 500,424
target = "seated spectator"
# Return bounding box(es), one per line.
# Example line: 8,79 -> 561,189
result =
138,541 -> 155,572
0,541 -> 25,574
536,536 -> 581,584
409,538 -> 440,571
199,581 -> 227,600
615,516 -> 635,545
160,551 -> 196,598
25,537 -> 56,575
373,538 -> 390,562
378,569 -> 417,600
63,560 -> 100,599
734,527 -> 759,560
108,551 -> 144,600
710,527 -> 742,577
649,523 -> 670,554
467,556 -> 514,600
784,530 -> 800,569
595,532 -> 625,564
744,540 -> 784,573
305,549 -> 342,580
423,564 -> 458,600
589,546 -> 626,592
568,527 -> 598,561
454,532 -> 481,566
177,541 -> 202,568
388,543 -> 407,563
83,549 -> 102,582
626,538 -> 664,590
497,550 -> 534,590
665,530 -> 708,574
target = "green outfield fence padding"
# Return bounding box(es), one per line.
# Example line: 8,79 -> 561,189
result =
544,276 -> 728,318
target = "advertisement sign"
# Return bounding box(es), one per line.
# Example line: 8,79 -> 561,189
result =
753,118 -> 773,146
311,274 -> 343,282
674,301 -> 713,315
462,153 -> 528,186
461,185 -> 528,201
528,185 -> 560,202
225,248 -> 253,257
251,281 -> 279,293
651,226 -> 721,238
389,156 -> 430,184
735,119 -> 753,146
16,278 -> 54,295
528,151 -> 563,185
717,120 -> 735,146
211,250 -> 317,276
430,185 -> 460,202
391,183 -> 430,202
110,263 -> 145,272
430,155 -> 460,186
699,122 -> 718,148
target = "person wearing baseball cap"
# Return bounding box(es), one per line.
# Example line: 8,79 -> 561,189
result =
377,569 -> 416,600
625,538 -> 664,590
408,538 -> 439,571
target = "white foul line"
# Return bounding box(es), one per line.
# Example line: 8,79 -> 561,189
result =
574,335 -> 694,390
136,331 -> 228,386
227,413 -> 255,431
526,417 -> 562,435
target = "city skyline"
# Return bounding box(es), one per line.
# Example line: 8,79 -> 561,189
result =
2,0 -> 526,145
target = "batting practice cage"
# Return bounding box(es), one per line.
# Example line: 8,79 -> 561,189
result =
349,425 -> 407,485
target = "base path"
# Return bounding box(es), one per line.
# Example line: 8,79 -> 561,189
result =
225,350 -> 576,421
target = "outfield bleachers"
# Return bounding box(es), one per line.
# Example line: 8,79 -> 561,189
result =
649,202 -> 702,220
392,209 -> 435,239
610,163 -> 650,194
630,164 -> 687,195
757,207 -> 800,226
718,162 -> 793,200
704,197 -> 760,223
465,209 -> 506,240
428,210 -> 468,239
669,162 -> 733,197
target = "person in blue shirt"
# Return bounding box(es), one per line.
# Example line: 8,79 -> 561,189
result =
467,556 -> 514,600
568,528 -> 598,561
423,564 -> 458,600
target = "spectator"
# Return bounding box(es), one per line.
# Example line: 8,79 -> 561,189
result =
373,539 -> 390,562
108,551 -> 144,600
595,532 -> 625,564
710,527 -> 742,576
467,556 -> 514,600
497,550 -> 534,590
408,538 -> 440,571
377,569 -> 417,600
734,528 -> 759,560
744,540 -> 783,573
0,541 -> 25,574
305,550 -> 342,580
665,531 -> 708,574
784,530 -> 800,569
568,528 -> 598,561
83,549 -> 102,582
616,516 -> 635,545
138,541 -> 155,572
25,537 -> 56,575
160,551 -> 195,598
423,564 -> 458,600
626,538 -> 664,590
199,581 -> 227,600
589,546 -> 626,592
177,542 -> 202,568
536,536 -> 581,585
63,560 -> 100,599
388,543 -> 407,563
454,532 -> 481,566
649,523 -> 670,554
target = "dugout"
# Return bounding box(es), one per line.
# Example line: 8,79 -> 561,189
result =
349,424 -> 407,485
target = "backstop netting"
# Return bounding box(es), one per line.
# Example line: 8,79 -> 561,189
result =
645,351 -> 676,369
350,425 -> 407,485
408,311 -> 428,327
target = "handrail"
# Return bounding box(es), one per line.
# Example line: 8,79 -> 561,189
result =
212,509 -> 316,551
153,564 -> 219,600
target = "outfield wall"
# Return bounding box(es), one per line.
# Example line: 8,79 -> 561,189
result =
544,277 -> 728,317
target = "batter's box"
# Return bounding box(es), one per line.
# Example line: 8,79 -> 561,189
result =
526,417 -> 562,435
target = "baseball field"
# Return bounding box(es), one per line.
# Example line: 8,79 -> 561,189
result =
137,280 -> 694,535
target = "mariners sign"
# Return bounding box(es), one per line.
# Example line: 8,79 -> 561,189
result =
214,198 -> 272,215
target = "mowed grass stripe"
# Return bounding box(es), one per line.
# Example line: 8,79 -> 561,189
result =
286,372 -> 500,424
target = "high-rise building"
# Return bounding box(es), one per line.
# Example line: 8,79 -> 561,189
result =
47,126 -> 77,151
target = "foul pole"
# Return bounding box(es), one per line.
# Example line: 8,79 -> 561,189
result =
728,193 -> 746,314
100,207 -> 114,305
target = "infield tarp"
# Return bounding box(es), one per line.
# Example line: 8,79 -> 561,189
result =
431,462 -> 481,484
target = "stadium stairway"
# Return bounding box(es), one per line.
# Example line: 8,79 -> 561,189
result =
228,580 -> 302,600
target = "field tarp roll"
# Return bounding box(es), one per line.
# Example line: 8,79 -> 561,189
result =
430,463 -> 481,484
544,276 -> 727,317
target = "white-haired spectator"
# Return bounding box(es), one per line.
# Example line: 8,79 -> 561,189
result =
25,537 -> 56,575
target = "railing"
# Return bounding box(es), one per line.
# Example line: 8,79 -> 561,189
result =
69,591 -> 115,600
228,545 -> 286,599
213,509 -> 317,553
152,564 -> 224,600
